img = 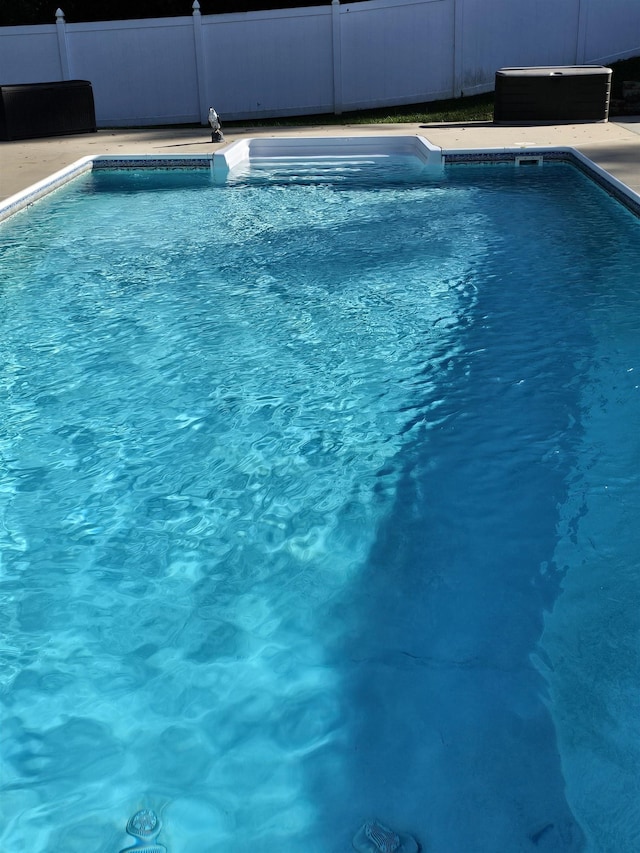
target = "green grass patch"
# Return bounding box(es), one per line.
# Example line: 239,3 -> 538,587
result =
229,92 -> 495,128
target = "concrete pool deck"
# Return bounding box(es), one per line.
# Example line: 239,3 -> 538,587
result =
2,117 -> 640,203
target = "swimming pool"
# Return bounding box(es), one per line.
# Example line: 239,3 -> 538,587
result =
1,145 -> 640,852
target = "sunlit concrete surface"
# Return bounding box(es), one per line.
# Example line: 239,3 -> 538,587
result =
2,118 -> 640,203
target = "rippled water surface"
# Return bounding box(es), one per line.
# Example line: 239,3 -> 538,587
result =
1,162 -> 640,852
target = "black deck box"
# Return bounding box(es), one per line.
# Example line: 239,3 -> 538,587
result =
494,66 -> 612,124
0,80 -> 97,141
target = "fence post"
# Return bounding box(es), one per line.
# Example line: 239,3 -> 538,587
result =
575,0 -> 588,63
192,0 -> 209,125
55,8 -> 71,80
453,0 -> 464,98
331,0 -> 343,115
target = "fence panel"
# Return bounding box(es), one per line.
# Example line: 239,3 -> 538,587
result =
201,6 -> 334,120
338,0 -> 455,109
459,0 -> 582,96
1,0 -> 639,126
0,25 -> 62,84
581,0 -> 640,64
66,17 -> 200,126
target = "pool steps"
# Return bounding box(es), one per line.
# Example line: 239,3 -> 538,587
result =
211,134 -> 443,179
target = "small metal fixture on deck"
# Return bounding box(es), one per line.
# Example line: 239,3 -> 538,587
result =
118,808 -> 167,853
208,107 -> 224,142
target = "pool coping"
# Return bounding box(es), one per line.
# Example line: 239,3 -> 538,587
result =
2,137 -> 640,222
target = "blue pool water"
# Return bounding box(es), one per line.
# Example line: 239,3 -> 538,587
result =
1,161 -> 640,852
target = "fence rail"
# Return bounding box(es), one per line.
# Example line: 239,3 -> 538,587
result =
0,0 -> 638,126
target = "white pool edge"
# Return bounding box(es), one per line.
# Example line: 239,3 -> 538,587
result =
2,136 -> 640,221
0,155 -> 94,223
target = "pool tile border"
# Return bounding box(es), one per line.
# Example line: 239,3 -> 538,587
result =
91,155 -> 213,170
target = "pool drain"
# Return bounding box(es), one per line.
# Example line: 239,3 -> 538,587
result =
352,818 -> 419,853
118,809 -> 167,853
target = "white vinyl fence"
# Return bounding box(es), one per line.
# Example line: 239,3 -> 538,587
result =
0,0 -> 639,126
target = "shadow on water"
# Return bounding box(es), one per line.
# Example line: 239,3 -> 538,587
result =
307,170 -> 599,851
318,435 -> 587,851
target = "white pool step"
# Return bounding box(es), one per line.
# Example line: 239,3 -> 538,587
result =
212,135 -> 443,181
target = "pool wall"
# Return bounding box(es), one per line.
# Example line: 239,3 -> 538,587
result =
2,135 -> 640,221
